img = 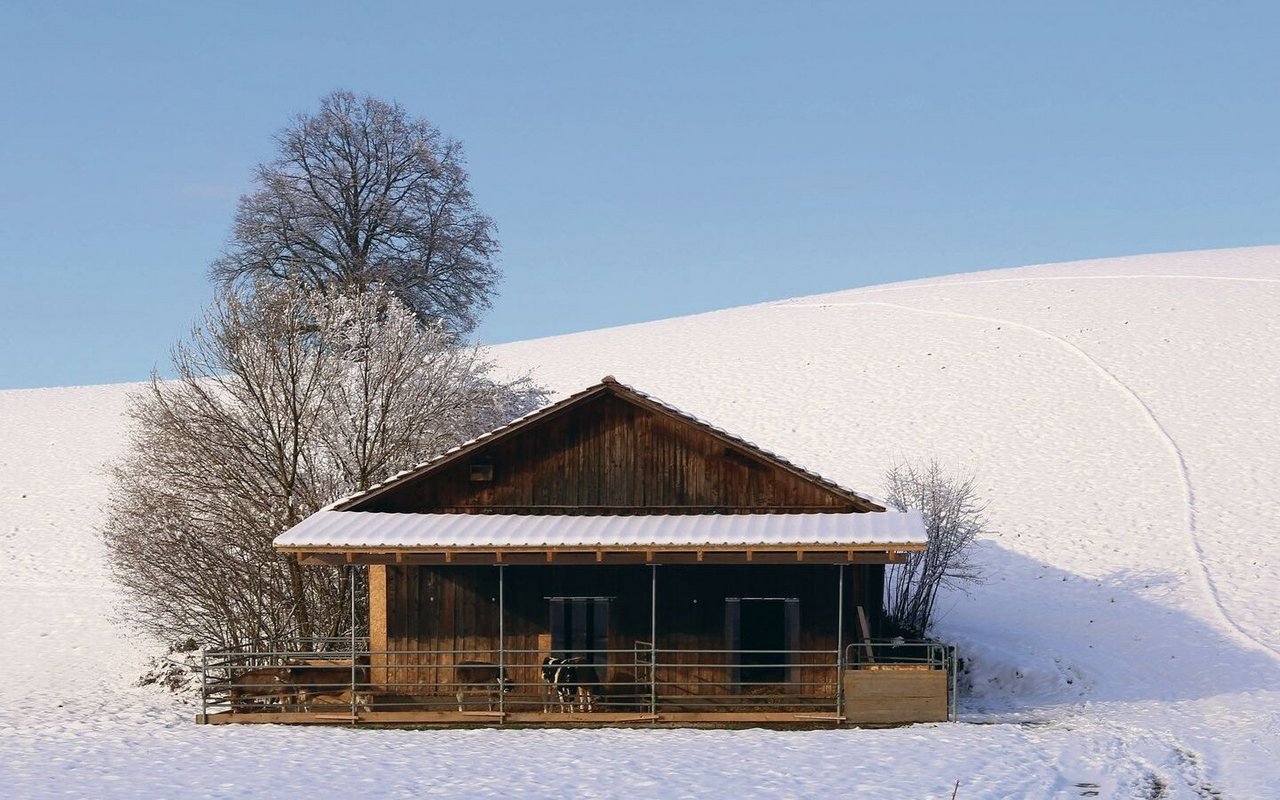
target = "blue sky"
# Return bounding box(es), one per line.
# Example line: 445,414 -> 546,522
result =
2,2 -> 1278,389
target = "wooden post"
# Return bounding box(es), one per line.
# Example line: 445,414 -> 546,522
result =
650,564 -> 657,718
836,565 -> 845,719
349,565 -> 357,722
498,564 -> 506,721
856,605 -> 875,664
368,566 -> 389,689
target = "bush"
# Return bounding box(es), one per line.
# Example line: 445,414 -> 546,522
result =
102,283 -> 544,649
883,458 -> 987,637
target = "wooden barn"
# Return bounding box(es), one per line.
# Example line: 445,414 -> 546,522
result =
199,377 -> 953,726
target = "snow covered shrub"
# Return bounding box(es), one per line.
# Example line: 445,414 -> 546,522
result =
136,640 -> 202,695
882,459 -> 987,637
102,282 -> 544,649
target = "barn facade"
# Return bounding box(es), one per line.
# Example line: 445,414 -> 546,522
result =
199,377 -> 953,726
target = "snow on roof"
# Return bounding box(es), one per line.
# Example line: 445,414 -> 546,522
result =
325,376 -> 883,512
274,510 -> 926,550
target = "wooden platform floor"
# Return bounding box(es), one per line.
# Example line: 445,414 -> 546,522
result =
198,709 -> 849,726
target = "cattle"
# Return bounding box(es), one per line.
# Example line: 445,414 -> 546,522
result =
540,656 -> 596,712
228,666 -> 295,710
452,661 -> 514,711
288,664 -> 372,712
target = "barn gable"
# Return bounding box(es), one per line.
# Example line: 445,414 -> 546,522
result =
339,377 -> 883,515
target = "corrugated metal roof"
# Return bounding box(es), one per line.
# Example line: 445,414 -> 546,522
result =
274,510 -> 926,550
325,377 -> 883,512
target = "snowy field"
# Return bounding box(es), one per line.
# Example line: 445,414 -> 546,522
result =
2,246 -> 1278,798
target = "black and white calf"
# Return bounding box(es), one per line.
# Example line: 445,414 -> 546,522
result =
540,656 -> 596,712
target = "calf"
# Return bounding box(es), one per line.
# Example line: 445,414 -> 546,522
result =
453,661 -> 514,711
288,664 -> 372,712
228,666 -> 296,710
541,656 -> 595,713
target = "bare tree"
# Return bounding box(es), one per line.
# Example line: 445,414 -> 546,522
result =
316,291 -> 539,494
211,90 -> 499,335
103,283 -> 543,649
882,459 -> 987,637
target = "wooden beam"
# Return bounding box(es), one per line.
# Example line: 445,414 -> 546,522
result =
856,605 -> 875,663
202,710 -> 850,726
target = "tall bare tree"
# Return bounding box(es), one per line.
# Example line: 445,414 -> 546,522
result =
882,459 -> 987,637
103,283 -> 543,648
211,90 -> 499,335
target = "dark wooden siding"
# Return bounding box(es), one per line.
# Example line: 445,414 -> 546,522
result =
378,563 -> 887,699
360,393 -> 859,514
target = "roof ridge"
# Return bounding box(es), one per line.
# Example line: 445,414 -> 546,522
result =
326,377 -> 883,512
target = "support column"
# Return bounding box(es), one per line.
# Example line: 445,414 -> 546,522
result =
649,564 -> 657,717
367,565 -> 389,689
349,565 -> 357,720
836,564 -> 846,719
498,564 -> 506,719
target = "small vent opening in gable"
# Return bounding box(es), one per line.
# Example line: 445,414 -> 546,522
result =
469,462 -> 495,482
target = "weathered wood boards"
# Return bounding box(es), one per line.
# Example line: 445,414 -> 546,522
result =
372,563 -> 888,699
842,668 -> 948,724
201,710 -> 846,726
349,389 -> 877,515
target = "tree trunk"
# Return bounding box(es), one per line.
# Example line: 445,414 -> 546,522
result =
287,557 -> 314,650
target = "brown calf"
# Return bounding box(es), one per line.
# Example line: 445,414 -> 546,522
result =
288,664 -> 372,712
453,661 -> 513,711
228,667 -> 296,710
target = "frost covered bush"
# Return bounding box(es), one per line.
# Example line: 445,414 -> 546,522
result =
103,283 -> 544,649
883,459 -> 987,637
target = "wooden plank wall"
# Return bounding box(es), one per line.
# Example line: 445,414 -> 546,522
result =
843,670 -> 948,724
361,394 -> 859,513
375,563 -> 887,700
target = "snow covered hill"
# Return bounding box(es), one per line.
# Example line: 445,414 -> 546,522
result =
3,246 -> 1278,798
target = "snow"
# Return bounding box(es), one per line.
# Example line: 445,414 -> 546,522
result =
3,245 -> 1280,797
274,510 -> 926,551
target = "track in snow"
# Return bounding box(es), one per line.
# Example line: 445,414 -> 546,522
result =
781,298 -> 1280,664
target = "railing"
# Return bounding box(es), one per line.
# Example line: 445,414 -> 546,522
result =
845,638 -> 951,669
201,639 -> 956,722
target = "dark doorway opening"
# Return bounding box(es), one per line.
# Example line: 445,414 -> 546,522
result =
741,599 -> 786,682
725,597 -> 800,686
549,597 -> 610,670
